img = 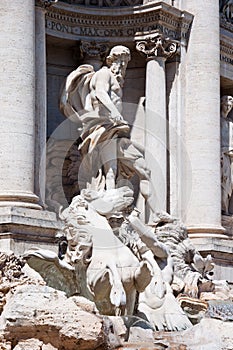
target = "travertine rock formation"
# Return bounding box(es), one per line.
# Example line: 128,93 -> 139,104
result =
0,252 -> 125,350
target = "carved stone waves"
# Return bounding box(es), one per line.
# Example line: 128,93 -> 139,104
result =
206,301 -> 233,321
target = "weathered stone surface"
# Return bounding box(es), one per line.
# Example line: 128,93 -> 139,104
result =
13,339 -> 44,350
157,318 -> 233,350
0,252 -> 125,350
128,326 -> 154,343
0,284 -> 109,350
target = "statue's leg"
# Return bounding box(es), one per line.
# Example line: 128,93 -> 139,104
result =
117,138 -> 155,213
88,260 -> 127,316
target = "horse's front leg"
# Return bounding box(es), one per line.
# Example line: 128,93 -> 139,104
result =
87,263 -> 126,316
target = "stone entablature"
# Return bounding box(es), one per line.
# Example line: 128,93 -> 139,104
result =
220,2 -> 233,71
59,0 -> 143,6
220,36 -> 233,66
45,1 -> 193,43
220,20 -> 233,79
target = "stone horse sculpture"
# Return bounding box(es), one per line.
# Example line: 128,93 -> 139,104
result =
25,185 -> 192,330
25,186 -> 152,316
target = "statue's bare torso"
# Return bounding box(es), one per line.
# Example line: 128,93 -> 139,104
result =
89,66 -> 123,118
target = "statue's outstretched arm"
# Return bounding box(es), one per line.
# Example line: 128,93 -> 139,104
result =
128,214 -> 169,259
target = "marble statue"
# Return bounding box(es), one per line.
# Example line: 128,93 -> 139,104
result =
127,210 -> 192,330
25,185 -> 193,330
25,45 -> 232,333
60,45 -> 152,207
152,213 -> 215,298
220,95 -> 233,214
25,186 -> 153,316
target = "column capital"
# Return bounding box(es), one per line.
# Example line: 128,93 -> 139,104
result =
78,41 -> 109,70
136,31 -> 178,60
80,40 -> 109,60
35,0 -> 58,8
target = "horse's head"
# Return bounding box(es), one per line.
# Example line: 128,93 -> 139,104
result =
81,186 -> 134,216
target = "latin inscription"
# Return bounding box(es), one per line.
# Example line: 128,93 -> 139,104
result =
46,19 -> 179,39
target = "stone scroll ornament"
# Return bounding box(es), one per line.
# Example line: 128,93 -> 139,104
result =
36,0 -> 58,8
136,32 -> 178,59
24,45 -> 233,333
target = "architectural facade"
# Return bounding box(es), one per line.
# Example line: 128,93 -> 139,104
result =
0,1 -> 233,285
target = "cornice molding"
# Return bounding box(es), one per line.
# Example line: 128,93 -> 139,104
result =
220,16 -> 233,34
220,36 -> 233,66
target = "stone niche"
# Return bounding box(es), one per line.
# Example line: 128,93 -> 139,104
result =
45,1 -> 193,211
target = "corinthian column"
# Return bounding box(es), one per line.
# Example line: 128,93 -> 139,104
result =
35,0 -> 57,206
182,0 -> 225,237
136,32 -> 177,213
0,0 -> 40,209
0,0 -> 59,253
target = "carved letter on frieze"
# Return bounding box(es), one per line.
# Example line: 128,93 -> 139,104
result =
136,31 -> 178,59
